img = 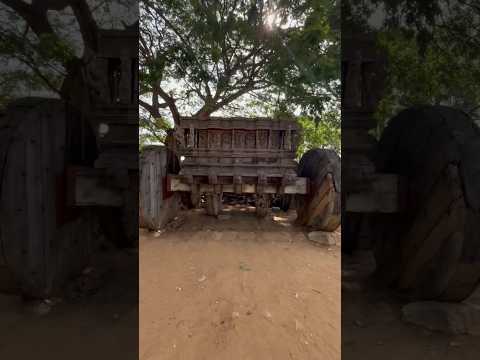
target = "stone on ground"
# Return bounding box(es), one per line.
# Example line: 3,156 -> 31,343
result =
402,301 -> 480,335
308,231 -> 336,246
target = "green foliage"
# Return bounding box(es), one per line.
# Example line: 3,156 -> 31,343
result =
139,132 -> 162,151
343,0 -> 442,42
139,114 -> 172,150
345,1 -> 480,137
140,0 -> 340,128
0,69 -> 42,106
0,0 -> 136,103
0,15 -> 76,98
36,34 -> 76,64
376,35 -> 480,135
263,1 -> 340,118
296,109 -> 340,157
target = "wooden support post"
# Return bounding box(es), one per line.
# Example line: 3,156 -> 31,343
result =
285,126 -> 292,150
189,125 -> 195,148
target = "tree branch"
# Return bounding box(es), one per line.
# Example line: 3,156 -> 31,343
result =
1,0 -> 99,50
1,0 -> 53,34
139,98 -> 168,118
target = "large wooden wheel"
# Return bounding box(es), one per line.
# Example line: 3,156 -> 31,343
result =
373,106 -> 480,302
296,148 -> 341,231
0,99 -> 98,298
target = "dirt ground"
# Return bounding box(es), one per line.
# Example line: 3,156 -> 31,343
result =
0,248 -> 138,360
139,206 -> 341,360
2,205 -> 478,360
342,251 -> 480,360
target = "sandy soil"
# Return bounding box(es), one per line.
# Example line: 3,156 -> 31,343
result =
0,248 -> 138,360
4,205 -> 476,359
140,206 -> 341,360
342,251 -> 480,360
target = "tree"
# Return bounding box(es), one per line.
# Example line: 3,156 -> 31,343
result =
139,0 -> 340,139
0,0 -> 137,110
344,0 -> 480,136
373,28 -> 480,136
297,109 -> 340,156
139,114 -> 171,150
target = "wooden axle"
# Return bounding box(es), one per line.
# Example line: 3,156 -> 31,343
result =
168,175 -> 308,195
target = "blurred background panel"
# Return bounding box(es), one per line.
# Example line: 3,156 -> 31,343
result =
342,1 -> 480,359
0,1 -> 139,359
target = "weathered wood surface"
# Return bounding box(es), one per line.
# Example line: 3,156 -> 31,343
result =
345,174 -> 403,213
139,146 -> 180,230
0,98 -> 98,298
84,27 -> 139,172
169,176 -> 308,195
68,167 -> 124,206
175,117 -> 302,194
206,193 -> 222,216
341,34 -> 387,252
178,116 -> 300,131
341,33 -> 386,114
255,194 -> 271,218
342,154 -> 376,192
296,149 -> 341,232
373,106 -> 480,301
0,108 -> 11,275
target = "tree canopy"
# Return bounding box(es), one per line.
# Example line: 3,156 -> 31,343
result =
344,0 -> 480,135
139,0 -> 340,151
0,0 -> 137,109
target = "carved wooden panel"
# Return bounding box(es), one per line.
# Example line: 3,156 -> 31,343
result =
209,130 -> 222,149
291,130 -> 299,152
245,130 -> 256,148
198,129 -> 208,148
271,130 -> 283,149
258,130 -> 269,149
222,130 -> 232,149
234,130 -> 246,148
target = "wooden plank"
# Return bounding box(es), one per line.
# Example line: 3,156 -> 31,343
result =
71,169 -> 124,206
0,99 -> 98,297
180,164 -> 297,174
179,168 -> 298,178
92,107 -> 139,124
178,117 -> 300,131
181,149 -> 297,158
139,146 -> 180,230
400,165 -> 464,267
345,173 -> 402,213
98,123 -> 138,145
304,174 -> 337,227
94,150 -> 138,170
169,176 -> 307,194
342,128 -> 377,151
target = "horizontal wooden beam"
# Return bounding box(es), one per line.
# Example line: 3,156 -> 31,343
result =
94,150 -> 139,170
178,117 -> 300,131
68,167 -> 123,207
168,175 -> 308,195
181,150 -> 297,158
345,173 -> 404,213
